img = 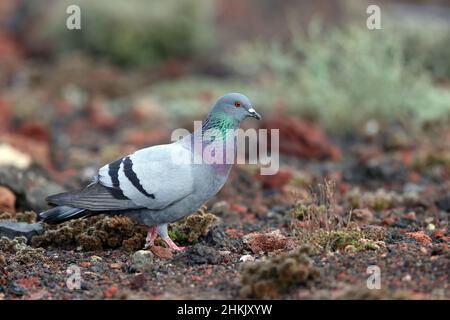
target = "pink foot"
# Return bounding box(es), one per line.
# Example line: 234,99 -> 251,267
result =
163,237 -> 186,251
144,226 -> 157,249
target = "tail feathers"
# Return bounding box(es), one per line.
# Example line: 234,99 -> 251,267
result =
39,206 -> 89,224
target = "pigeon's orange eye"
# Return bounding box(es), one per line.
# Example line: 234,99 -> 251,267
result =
234,101 -> 241,107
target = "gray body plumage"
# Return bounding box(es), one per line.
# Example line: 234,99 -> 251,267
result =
40,93 -> 260,246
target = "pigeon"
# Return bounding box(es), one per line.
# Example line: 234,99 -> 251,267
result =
39,93 -> 261,250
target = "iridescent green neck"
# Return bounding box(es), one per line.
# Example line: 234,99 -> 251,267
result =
202,112 -> 239,141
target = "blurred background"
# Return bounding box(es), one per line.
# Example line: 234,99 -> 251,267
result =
0,0 -> 450,189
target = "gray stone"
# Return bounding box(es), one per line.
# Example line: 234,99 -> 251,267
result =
128,250 -> 154,272
0,221 -> 43,242
177,244 -> 223,265
0,167 -> 65,212
436,193 -> 450,212
210,201 -> 230,215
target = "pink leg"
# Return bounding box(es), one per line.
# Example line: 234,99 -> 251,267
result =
144,226 -> 157,249
163,237 -> 186,251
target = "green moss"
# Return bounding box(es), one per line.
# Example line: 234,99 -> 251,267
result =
168,228 -> 189,244
329,230 -> 364,251
298,228 -> 385,253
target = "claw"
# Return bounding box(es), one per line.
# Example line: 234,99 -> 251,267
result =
144,226 -> 157,249
163,237 -> 186,251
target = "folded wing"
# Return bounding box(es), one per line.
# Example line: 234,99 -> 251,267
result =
48,143 -> 194,212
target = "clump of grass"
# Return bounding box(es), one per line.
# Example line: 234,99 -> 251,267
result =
290,179 -> 344,233
42,0 -> 216,67
291,180 -> 386,253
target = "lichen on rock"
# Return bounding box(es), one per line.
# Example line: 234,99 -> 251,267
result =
0,236 -> 44,266
31,215 -> 146,251
240,246 -> 320,299
15,211 -> 37,224
169,206 -> 218,244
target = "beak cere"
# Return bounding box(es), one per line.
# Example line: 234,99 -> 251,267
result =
248,108 -> 262,120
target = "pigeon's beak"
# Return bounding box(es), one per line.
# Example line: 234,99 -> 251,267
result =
248,108 -> 261,120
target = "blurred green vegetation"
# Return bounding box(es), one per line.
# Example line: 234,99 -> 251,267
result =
228,21 -> 450,131
149,19 -> 450,132
401,24 -> 450,80
41,1 -> 450,132
43,0 -> 215,67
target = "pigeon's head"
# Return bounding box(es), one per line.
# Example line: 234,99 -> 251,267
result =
211,93 -> 261,122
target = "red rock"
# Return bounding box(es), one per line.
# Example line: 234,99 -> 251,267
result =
405,231 -> 432,245
0,186 -> 15,213
229,204 -> 248,214
225,228 -> 242,239
0,32 -> 24,71
400,149 -> 414,166
80,261 -> 91,268
262,116 -> 342,160
150,245 -> 173,259
433,231 -> 449,242
243,230 -> 296,254
405,212 -> 416,220
381,216 -> 397,226
103,285 -> 119,299
408,171 -> 421,183
109,263 -> 122,270
129,274 -> 147,290
191,275 -> 202,282
17,277 -> 39,289
257,169 -> 293,189
16,121 -> 51,143
338,182 -> 352,194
